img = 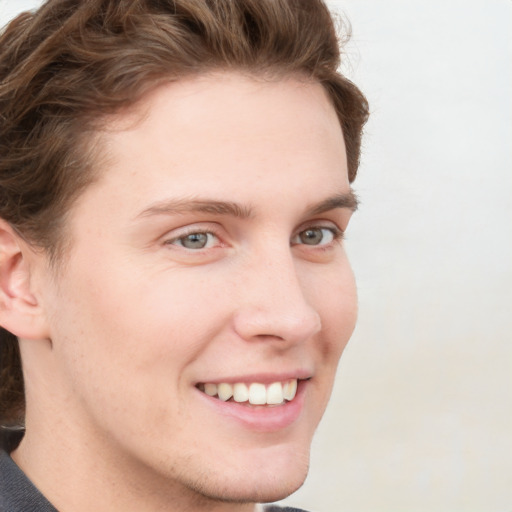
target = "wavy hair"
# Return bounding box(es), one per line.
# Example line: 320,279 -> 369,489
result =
0,0 -> 369,426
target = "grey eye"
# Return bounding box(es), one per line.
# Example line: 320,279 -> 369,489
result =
300,228 -> 323,245
293,227 -> 336,246
179,233 -> 210,249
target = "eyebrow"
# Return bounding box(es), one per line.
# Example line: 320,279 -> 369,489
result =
304,190 -> 359,216
136,190 -> 358,220
136,198 -> 253,219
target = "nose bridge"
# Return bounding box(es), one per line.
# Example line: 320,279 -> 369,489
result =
233,244 -> 321,343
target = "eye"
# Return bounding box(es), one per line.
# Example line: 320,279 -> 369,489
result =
292,226 -> 339,246
168,231 -> 219,250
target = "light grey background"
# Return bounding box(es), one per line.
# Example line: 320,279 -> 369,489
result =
1,1 -> 511,511
283,2 -> 512,511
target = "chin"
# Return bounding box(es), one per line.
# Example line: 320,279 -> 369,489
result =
194,470 -> 309,506
187,446 -> 311,505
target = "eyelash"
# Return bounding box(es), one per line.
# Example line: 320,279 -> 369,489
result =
164,224 -> 343,251
290,225 -> 344,247
166,230 -> 222,250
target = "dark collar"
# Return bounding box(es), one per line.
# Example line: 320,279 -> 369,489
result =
0,428 -> 57,512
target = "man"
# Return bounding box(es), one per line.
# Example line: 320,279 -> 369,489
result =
0,0 -> 368,510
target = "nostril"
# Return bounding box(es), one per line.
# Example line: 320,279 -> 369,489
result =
254,333 -> 285,341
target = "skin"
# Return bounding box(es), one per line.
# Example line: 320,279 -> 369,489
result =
10,73 -> 358,512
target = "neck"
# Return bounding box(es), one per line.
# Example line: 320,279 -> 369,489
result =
12,418 -> 257,512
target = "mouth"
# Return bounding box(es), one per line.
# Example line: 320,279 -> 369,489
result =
195,376 -> 310,431
196,379 -> 298,406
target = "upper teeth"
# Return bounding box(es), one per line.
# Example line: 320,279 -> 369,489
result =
202,379 -> 297,405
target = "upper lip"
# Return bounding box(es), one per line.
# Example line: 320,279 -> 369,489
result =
195,369 -> 313,385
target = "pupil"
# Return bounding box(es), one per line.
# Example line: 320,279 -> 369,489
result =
301,228 -> 322,245
183,233 -> 207,249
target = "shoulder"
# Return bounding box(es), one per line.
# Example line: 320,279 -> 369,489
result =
0,447 -> 57,512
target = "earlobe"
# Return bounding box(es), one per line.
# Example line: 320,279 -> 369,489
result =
0,220 -> 50,340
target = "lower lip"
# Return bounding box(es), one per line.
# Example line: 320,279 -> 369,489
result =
196,381 -> 307,432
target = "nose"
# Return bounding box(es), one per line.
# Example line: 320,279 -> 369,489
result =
232,250 -> 322,345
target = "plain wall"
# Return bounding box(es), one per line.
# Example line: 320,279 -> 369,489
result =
282,1 -> 512,511
1,1 -> 511,511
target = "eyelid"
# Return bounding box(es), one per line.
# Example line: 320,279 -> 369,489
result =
296,219 -> 344,237
160,219 -> 344,251
291,222 -> 344,247
162,223 -> 225,248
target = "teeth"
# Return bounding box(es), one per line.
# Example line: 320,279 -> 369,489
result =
283,379 -> 297,401
204,383 -> 218,396
217,383 -> 233,401
266,382 -> 284,405
248,383 -> 267,405
233,383 -> 249,403
201,379 -> 298,405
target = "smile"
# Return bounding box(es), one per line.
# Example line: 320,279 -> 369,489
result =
197,379 -> 298,406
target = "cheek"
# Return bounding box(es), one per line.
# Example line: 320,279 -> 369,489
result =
55,265 -> 232,393
314,263 -> 358,363
130,270 -> 231,357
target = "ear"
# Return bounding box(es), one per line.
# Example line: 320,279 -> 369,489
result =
0,219 -> 50,340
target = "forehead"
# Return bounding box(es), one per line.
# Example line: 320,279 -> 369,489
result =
78,72 -> 349,219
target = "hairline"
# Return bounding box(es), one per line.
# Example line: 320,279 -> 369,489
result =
45,69 -> 351,268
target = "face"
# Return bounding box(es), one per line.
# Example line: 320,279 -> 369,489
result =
37,73 -> 357,505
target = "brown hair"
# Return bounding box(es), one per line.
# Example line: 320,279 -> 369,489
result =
0,0 -> 369,426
